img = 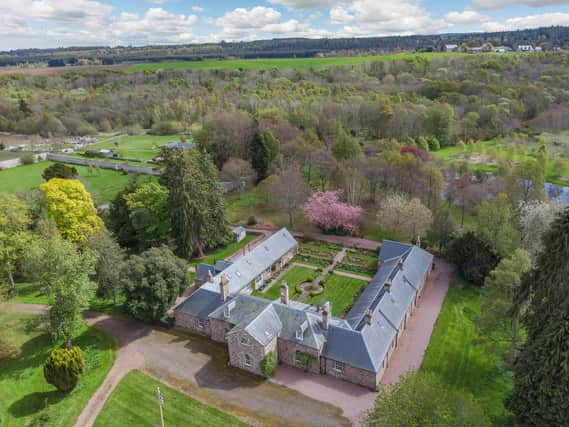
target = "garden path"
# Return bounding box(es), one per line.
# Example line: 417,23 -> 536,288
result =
333,270 -> 373,281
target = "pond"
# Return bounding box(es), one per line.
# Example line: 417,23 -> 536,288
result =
545,182 -> 569,204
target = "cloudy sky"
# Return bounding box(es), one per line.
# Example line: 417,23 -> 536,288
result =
2,0 -> 569,50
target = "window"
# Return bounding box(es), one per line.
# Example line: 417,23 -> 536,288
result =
244,353 -> 252,367
240,336 -> 250,346
334,360 -> 345,374
224,326 -> 231,336
294,350 -> 302,365
196,319 -> 204,329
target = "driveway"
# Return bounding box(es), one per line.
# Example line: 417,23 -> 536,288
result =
76,313 -> 349,427
271,258 -> 454,425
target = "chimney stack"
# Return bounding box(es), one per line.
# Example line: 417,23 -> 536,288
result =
365,308 -> 373,325
220,274 -> 230,302
385,278 -> 392,291
322,301 -> 331,330
280,282 -> 289,305
398,258 -> 404,270
207,269 -> 214,283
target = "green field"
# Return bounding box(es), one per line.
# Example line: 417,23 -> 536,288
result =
421,278 -> 513,425
0,161 -> 153,205
127,52 -> 467,73
307,273 -> 367,317
85,135 -> 182,161
0,311 -> 115,427
253,266 -> 319,301
94,370 -> 248,427
194,233 -> 258,266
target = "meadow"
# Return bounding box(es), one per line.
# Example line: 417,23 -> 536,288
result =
84,134 -> 182,161
421,278 -> 513,425
0,311 -> 115,427
94,370 -> 249,427
126,52 -> 462,73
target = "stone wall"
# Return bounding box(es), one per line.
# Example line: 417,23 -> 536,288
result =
210,317 -> 232,343
324,358 -> 379,390
277,339 -> 321,374
227,330 -> 277,377
175,312 -> 211,337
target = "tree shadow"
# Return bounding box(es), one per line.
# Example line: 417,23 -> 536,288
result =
9,390 -> 64,418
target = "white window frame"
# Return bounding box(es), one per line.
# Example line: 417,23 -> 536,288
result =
240,336 -> 250,346
334,360 -> 345,374
244,353 -> 252,367
196,319 -> 205,329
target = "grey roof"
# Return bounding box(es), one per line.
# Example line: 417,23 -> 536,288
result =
379,240 -> 413,261
214,260 -> 233,272
376,273 -> 416,330
209,294 -> 270,325
174,288 -> 224,320
195,263 -> 215,283
231,226 -> 246,234
202,228 -> 298,295
163,141 -> 196,149
229,305 -> 282,346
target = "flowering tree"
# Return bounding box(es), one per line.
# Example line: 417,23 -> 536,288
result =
303,190 -> 363,235
377,194 -> 433,240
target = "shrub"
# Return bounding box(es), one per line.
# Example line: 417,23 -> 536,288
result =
447,231 -> 499,286
20,152 -> 36,165
247,215 -> 257,226
42,162 -> 78,181
260,352 -> 277,378
149,121 -> 184,135
43,346 -> 85,392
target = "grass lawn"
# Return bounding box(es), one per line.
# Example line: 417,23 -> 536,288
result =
126,52 -> 469,73
85,135 -> 182,161
94,370 -> 249,427
0,161 -> 153,205
253,266 -> 319,301
307,273 -> 367,317
193,234 -> 258,267
0,311 -> 115,427
421,278 -> 513,425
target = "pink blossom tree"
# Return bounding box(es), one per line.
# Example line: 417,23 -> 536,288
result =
303,190 -> 363,235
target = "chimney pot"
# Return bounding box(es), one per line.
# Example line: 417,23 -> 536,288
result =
365,308 -> 373,325
385,278 -> 392,291
220,274 -> 230,302
398,258 -> 404,270
280,282 -> 289,305
322,301 -> 331,329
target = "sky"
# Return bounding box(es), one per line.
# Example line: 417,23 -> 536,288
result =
2,0 -> 569,51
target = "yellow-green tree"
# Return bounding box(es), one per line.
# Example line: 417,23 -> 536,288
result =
40,178 -> 103,243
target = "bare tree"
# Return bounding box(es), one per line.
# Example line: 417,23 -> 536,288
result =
220,157 -> 257,193
270,165 -> 309,229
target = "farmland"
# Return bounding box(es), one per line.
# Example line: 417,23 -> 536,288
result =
126,52 -> 462,73
82,134 -> 182,161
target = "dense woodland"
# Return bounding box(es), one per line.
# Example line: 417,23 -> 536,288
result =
1,26 -> 568,67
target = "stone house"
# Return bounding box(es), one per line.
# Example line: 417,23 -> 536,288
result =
174,235 -> 433,390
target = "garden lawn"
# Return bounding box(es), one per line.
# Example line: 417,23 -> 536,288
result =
93,370 -> 249,427
86,135 -> 180,161
421,278 -> 513,425
0,161 -> 153,205
253,266 -> 318,301
193,233 -> 258,266
307,273 -> 367,317
0,311 -> 115,427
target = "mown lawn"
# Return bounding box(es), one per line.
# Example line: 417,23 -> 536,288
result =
86,135 -> 181,161
253,266 -> 319,301
0,311 -> 115,427
126,52 -> 468,73
307,273 -> 367,317
193,233 -> 258,267
93,370 -> 249,427
0,161 -> 152,205
421,278 -> 513,425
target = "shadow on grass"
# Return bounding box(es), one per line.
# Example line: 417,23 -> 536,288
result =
9,390 -> 64,418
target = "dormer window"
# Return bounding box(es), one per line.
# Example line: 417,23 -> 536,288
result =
296,320 -> 308,341
240,336 -> 250,346
224,300 -> 236,318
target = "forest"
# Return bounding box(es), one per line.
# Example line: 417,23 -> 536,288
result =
0,25 -> 568,67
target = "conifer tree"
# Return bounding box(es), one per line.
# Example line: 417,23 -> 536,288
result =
506,208 -> 569,425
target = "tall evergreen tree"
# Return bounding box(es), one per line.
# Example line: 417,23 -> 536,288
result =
161,148 -> 230,258
250,131 -> 271,181
506,208 -> 569,426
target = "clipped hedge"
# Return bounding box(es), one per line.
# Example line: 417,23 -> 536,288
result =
43,346 -> 85,392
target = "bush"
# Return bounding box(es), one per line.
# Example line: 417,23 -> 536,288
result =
149,121 -> 184,135
20,152 -> 36,165
42,163 -> 78,181
260,352 -> 277,378
447,231 -> 499,286
43,346 -> 85,392
247,215 -> 257,226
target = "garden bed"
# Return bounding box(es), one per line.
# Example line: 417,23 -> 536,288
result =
252,266 -> 319,301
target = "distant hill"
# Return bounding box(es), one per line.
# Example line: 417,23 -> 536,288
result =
1,26 -> 568,68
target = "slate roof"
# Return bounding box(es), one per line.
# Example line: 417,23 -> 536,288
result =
231,226 -> 246,234
229,304 -> 282,346
201,228 -> 298,295
174,288 -> 224,320
195,263 -> 215,283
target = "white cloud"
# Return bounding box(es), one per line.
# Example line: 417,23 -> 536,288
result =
330,0 -> 447,36
445,10 -> 490,25
480,12 -> 569,31
472,0 -> 569,10
191,6 -> 204,12
149,0 -> 168,4
213,6 -> 331,40
268,0 -> 339,9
